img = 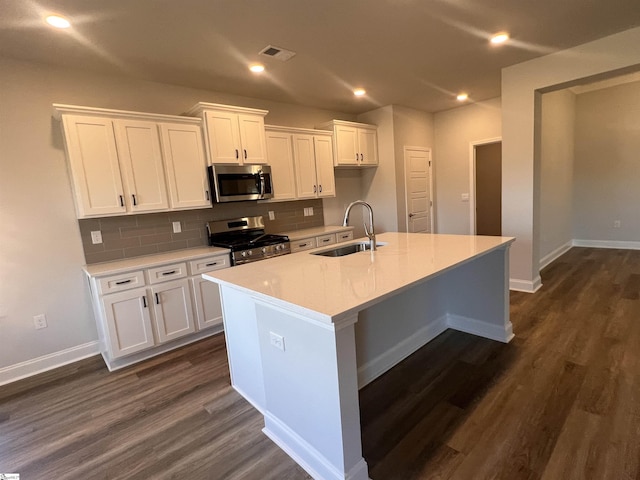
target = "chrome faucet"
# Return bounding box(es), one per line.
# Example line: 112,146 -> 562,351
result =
343,200 -> 376,251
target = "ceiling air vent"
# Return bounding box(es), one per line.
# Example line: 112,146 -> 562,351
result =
259,45 -> 296,62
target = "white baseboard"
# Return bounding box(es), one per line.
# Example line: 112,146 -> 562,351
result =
263,413 -> 370,480
446,314 -> 514,343
572,239 -> 640,250
0,341 -> 100,386
509,275 -> 542,293
356,316 -> 448,388
539,241 -> 573,269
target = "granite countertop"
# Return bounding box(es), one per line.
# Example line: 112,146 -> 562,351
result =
203,233 -> 514,323
84,246 -> 230,276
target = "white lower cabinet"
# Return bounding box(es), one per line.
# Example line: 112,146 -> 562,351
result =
87,251 -> 230,370
289,228 -> 355,253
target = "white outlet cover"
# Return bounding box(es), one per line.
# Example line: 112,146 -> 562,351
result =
172,221 -> 182,233
90,231 -> 102,244
268,211 -> 275,220
270,332 -> 285,351
308,207 -> 314,216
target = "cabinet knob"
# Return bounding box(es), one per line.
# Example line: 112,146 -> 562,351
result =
319,185 -> 322,193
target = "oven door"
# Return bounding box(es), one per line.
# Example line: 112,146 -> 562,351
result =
208,165 -> 273,203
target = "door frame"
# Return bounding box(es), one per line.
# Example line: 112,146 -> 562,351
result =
403,146 -> 434,233
469,137 -> 501,234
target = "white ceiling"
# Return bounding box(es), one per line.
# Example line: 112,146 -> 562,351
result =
2,0 -> 640,114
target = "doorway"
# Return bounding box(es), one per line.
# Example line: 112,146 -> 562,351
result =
404,147 -> 433,233
470,139 -> 502,235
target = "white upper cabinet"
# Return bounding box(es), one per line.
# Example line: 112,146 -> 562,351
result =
158,123 -> 210,209
113,119 -> 169,213
60,114 -> 127,217
319,120 -> 379,167
265,128 -> 297,201
55,104 -> 209,218
313,135 -> 336,197
292,132 -> 335,199
187,102 -> 268,165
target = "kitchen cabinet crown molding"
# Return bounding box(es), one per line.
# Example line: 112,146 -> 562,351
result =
186,102 -> 268,118
265,125 -> 332,137
53,104 -> 202,125
316,119 -> 377,131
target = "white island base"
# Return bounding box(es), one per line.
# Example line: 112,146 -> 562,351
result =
203,233 -> 515,480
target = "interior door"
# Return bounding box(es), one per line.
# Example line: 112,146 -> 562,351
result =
475,142 -> 502,236
404,147 -> 433,233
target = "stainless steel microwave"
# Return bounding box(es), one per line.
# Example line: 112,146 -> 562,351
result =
207,165 -> 274,203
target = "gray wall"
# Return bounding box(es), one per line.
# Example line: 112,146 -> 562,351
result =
433,97 -> 502,234
573,81 -> 640,243
539,89 -> 576,263
0,56 -> 356,371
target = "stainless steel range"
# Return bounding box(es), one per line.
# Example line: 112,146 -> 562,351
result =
206,216 -> 291,265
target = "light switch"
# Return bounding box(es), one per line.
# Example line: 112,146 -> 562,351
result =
172,221 -> 182,233
90,231 -> 102,244
461,193 -> 470,202
270,332 -> 285,351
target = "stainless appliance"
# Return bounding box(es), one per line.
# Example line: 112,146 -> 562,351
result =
206,216 -> 290,265
207,165 -> 273,203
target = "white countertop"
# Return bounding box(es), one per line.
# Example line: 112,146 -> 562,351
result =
277,225 -> 354,241
84,246 -> 230,276
203,232 -> 514,323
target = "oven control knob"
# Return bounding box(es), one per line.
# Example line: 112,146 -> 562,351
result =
248,250 -> 253,256
262,247 -> 267,253
275,244 -> 281,251
241,251 -> 247,257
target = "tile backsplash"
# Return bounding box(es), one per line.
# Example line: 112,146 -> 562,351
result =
79,199 -> 324,264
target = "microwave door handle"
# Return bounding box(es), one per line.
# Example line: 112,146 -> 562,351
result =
257,171 -> 265,198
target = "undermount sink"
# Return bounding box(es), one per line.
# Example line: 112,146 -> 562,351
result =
311,242 -> 384,257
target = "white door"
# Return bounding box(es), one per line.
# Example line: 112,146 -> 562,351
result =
293,134 -> 318,198
113,119 -> 169,213
61,115 -> 126,217
334,125 -> 359,166
358,128 -> 378,165
404,147 -> 433,233
313,135 -> 336,197
204,110 -> 242,164
238,113 -> 268,164
102,288 -> 155,358
190,277 -> 223,330
159,123 -> 210,209
265,130 -> 297,201
151,279 -> 196,343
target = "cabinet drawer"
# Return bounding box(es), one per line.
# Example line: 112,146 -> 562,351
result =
337,231 -> 354,243
316,233 -> 336,247
290,237 -> 317,252
98,271 -> 145,295
188,255 -> 230,275
147,262 -> 188,284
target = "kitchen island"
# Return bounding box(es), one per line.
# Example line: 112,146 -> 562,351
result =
202,232 -> 514,480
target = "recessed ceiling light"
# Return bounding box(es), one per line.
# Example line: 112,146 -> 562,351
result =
249,64 -> 265,73
490,32 -> 509,45
353,88 -> 366,97
456,93 -> 469,102
46,15 -> 71,29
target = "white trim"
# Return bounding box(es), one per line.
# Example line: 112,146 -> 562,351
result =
446,314 -> 514,343
53,104 -> 202,124
509,276 -> 542,293
469,137 -> 501,234
403,146 -> 434,233
572,239 -> 640,250
539,241 -> 573,269
356,315 -> 448,388
0,341 -> 100,386
263,413 -> 370,480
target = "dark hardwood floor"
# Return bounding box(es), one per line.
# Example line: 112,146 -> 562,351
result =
1,247 -> 639,479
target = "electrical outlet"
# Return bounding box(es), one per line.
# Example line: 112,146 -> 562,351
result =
614,220 -> 621,228
270,332 -> 285,351
34,314 -> 47,329
461,193 -> 470,202
90,231 -> 102,244
172,221 -> 182,233
268,211 -> 275,221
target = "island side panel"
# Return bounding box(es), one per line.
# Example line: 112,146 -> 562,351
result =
219,285 -> 266,411
443,246 -> 514,342
254,303 -> 370,480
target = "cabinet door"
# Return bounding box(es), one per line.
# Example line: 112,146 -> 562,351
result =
102,288 -> 155,358
238,114 -> 268,164
358,128 -> 379,165
114,119 -> 169,212
151,279 -> 196,343
313,135 -> 336,197
334,125 -> 359,166
204,110 -> 242,164
265,130 -> 297,201
61,115 -> 126,217
292,134 -> 318,198
191,277 -> 223,330
159,123 -> 210,209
